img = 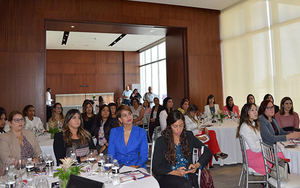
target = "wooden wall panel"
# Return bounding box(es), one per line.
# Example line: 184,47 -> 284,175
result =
124,51 -> 140,90
0,0 -> 222,121
46,50 -> 124,101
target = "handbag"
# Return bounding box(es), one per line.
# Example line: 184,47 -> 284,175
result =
200,167 -> 214,188
271,158 -> 289,181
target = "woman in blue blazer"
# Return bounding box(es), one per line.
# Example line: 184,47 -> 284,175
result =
108,105 -> 148,169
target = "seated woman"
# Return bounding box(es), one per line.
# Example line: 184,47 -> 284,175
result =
53,109 -> 96,165
237,103 -> 286,175
108,102 -> 118,119
81,100 -> 96,134
159,97 -> 174,131
0,111 -> 42,168
0,107 -> 7,134
204,94 -> 220,120
143,99 -> 152,125
48,103 -> 64,130
275,97 -> 299,132
91,105 -> 118,154
152,110 -> 211,188
263,94 -> 280,114
149,97 -> 164,140
185,104 -> 228,167
108,105 -> 148,169
178,98 -> 189,115
223,96 -> 240,118
259,100 -> 300,146
246,94 -> 256,105
23,105 -> 45,133
130,97 -> 145,128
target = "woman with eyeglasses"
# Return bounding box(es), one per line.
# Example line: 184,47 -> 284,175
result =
108,105 -> 148,169
0,111 -> 42,169
48,103 -> 64,130
259,100 -> 300,146
152,110 -> 211,188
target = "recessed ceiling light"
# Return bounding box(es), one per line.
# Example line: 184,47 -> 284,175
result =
70,25 -> 75,28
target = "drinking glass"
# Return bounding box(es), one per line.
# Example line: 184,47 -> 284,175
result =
35,175 -> 49,188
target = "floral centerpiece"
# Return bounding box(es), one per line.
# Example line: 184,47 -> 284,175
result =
54,158 -> 83,188
217,110 -> 225,123
49,127 -> 60,139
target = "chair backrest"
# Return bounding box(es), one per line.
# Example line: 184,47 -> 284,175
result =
66,174 -> 104,188
260,141 -> 281,188
150,141 -> 155,175
152,126 -> 161,141
239,136 -> 250,170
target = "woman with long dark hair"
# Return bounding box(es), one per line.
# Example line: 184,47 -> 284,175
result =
0,107 -> 7,133
178,98 -> 189,115
130,97 -> 145,127
91,105 -> 118,154
223,96 -> 240,118
246,94 -> 256,104
259,100 -> 300,146
152,110 -> 211,188
81,100 -> 96,134
149,97 -> 164,140
53,109 -> 96,165
159,97 -> 174,131
204,94 -> 220,119
275,97 -> 299,131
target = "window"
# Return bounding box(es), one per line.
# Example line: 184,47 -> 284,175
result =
221,0 -> 300,111
139,41 -> 167,103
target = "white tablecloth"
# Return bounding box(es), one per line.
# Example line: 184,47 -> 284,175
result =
47,166 -> 159,188
193,119 -> 242,166
280,143 -> 300,174
37,134 -> 56,165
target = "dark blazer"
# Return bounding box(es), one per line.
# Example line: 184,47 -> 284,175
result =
259,114 -> 288,146
152,131 -> 212,181
91,116 -> 119,141
53,132 -> 96,165
150,105 -> 164,126
82,115 -> 96,134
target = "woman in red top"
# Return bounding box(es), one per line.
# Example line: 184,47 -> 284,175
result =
223,96 -> 240,118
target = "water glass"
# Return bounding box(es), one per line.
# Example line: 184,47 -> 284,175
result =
35,176 -> 49,188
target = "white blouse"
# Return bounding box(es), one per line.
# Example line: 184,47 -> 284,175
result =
184,115 -> 199,132
24,116 -> 45,132
239,122 -> 261,153
159,110 -> 168,131
204,104 -> 220,119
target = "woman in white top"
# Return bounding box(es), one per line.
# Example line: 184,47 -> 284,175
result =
23,105 -> 45,133
159,97 -> 173,131
130,97 -> 144,127
204,94 -> 220,120
185,104 -> 227,167
236,103 -> 284,175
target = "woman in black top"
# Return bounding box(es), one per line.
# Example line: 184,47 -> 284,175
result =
81,100 -> 96,134
152,110 -> 211,188
91,105 -> 118,154
149,97 -> 164,141
53,109 -> 96,165
130,89 -> 142,101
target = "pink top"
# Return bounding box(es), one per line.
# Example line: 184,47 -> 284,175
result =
223,105 -> 240,118
275,112 -> 299,129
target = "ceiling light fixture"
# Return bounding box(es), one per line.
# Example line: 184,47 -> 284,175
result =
61,31 -> 70,45
109,34 -> 126,47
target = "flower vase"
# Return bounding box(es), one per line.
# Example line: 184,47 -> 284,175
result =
51,133 -> 54,139
60,179 -> 68,188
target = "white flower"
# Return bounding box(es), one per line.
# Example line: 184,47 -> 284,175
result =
60,157 -> 74,171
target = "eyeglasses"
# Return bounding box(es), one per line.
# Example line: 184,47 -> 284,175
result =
266,106 -> 274,110
13,118 -> 25,123
171,124 -> 184,129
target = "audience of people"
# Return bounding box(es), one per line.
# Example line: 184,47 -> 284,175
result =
152,110 -> 211,188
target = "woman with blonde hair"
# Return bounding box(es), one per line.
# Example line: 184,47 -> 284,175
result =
53,109 -> 96,165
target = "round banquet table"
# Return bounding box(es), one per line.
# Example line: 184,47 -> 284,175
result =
192,119 -> 242,166
279,142 -> 300,175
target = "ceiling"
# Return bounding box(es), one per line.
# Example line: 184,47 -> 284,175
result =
130,0 -> 243,10
46,31 -> 165,51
